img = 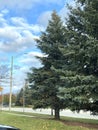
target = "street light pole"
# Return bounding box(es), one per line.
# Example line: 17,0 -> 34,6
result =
9,53 -> 28,111
9,56 -> 13,111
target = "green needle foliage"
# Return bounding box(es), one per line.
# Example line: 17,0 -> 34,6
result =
59,0 -> 98,113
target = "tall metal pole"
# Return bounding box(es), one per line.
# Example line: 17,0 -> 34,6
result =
9,56 -> 13,111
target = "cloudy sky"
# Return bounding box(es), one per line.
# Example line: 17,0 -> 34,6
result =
0,0 -> 74,93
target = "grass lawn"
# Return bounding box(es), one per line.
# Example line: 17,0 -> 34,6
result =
0,111 -> 98,130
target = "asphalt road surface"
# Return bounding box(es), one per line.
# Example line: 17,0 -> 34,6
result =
2,107 -> 98,120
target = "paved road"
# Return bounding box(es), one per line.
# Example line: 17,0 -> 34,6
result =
2,107 -> 98,120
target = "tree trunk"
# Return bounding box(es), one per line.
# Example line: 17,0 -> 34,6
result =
51,108 -> 53,116
54,108 -> 60,120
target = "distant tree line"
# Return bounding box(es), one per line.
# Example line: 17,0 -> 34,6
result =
0,93 -> 16,106
15,85 -> 32,106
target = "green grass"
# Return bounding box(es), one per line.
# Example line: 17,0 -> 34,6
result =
61,116 -> 98,124
0,111 -> 97,130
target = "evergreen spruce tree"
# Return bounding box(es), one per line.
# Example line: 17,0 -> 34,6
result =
59,0 -> 98,114
27,11 -> 68,119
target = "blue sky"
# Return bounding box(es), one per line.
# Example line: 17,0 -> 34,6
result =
0,0 -> 74,93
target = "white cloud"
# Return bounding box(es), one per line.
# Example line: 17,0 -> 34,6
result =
1,9 -> 9,15
0,0 -> 33,10
37,11 -> 52,27
27,51 -> 45,57
0,10 -> 43,53
0,26 -> 21,40
59,0 -> 75,21
59,6 -> 69,21
0,0 -> 65,10
11,17 -> 45,33
18,51 -> 43,68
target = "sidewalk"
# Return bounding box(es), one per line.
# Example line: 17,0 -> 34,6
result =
2,107 -> 98,120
